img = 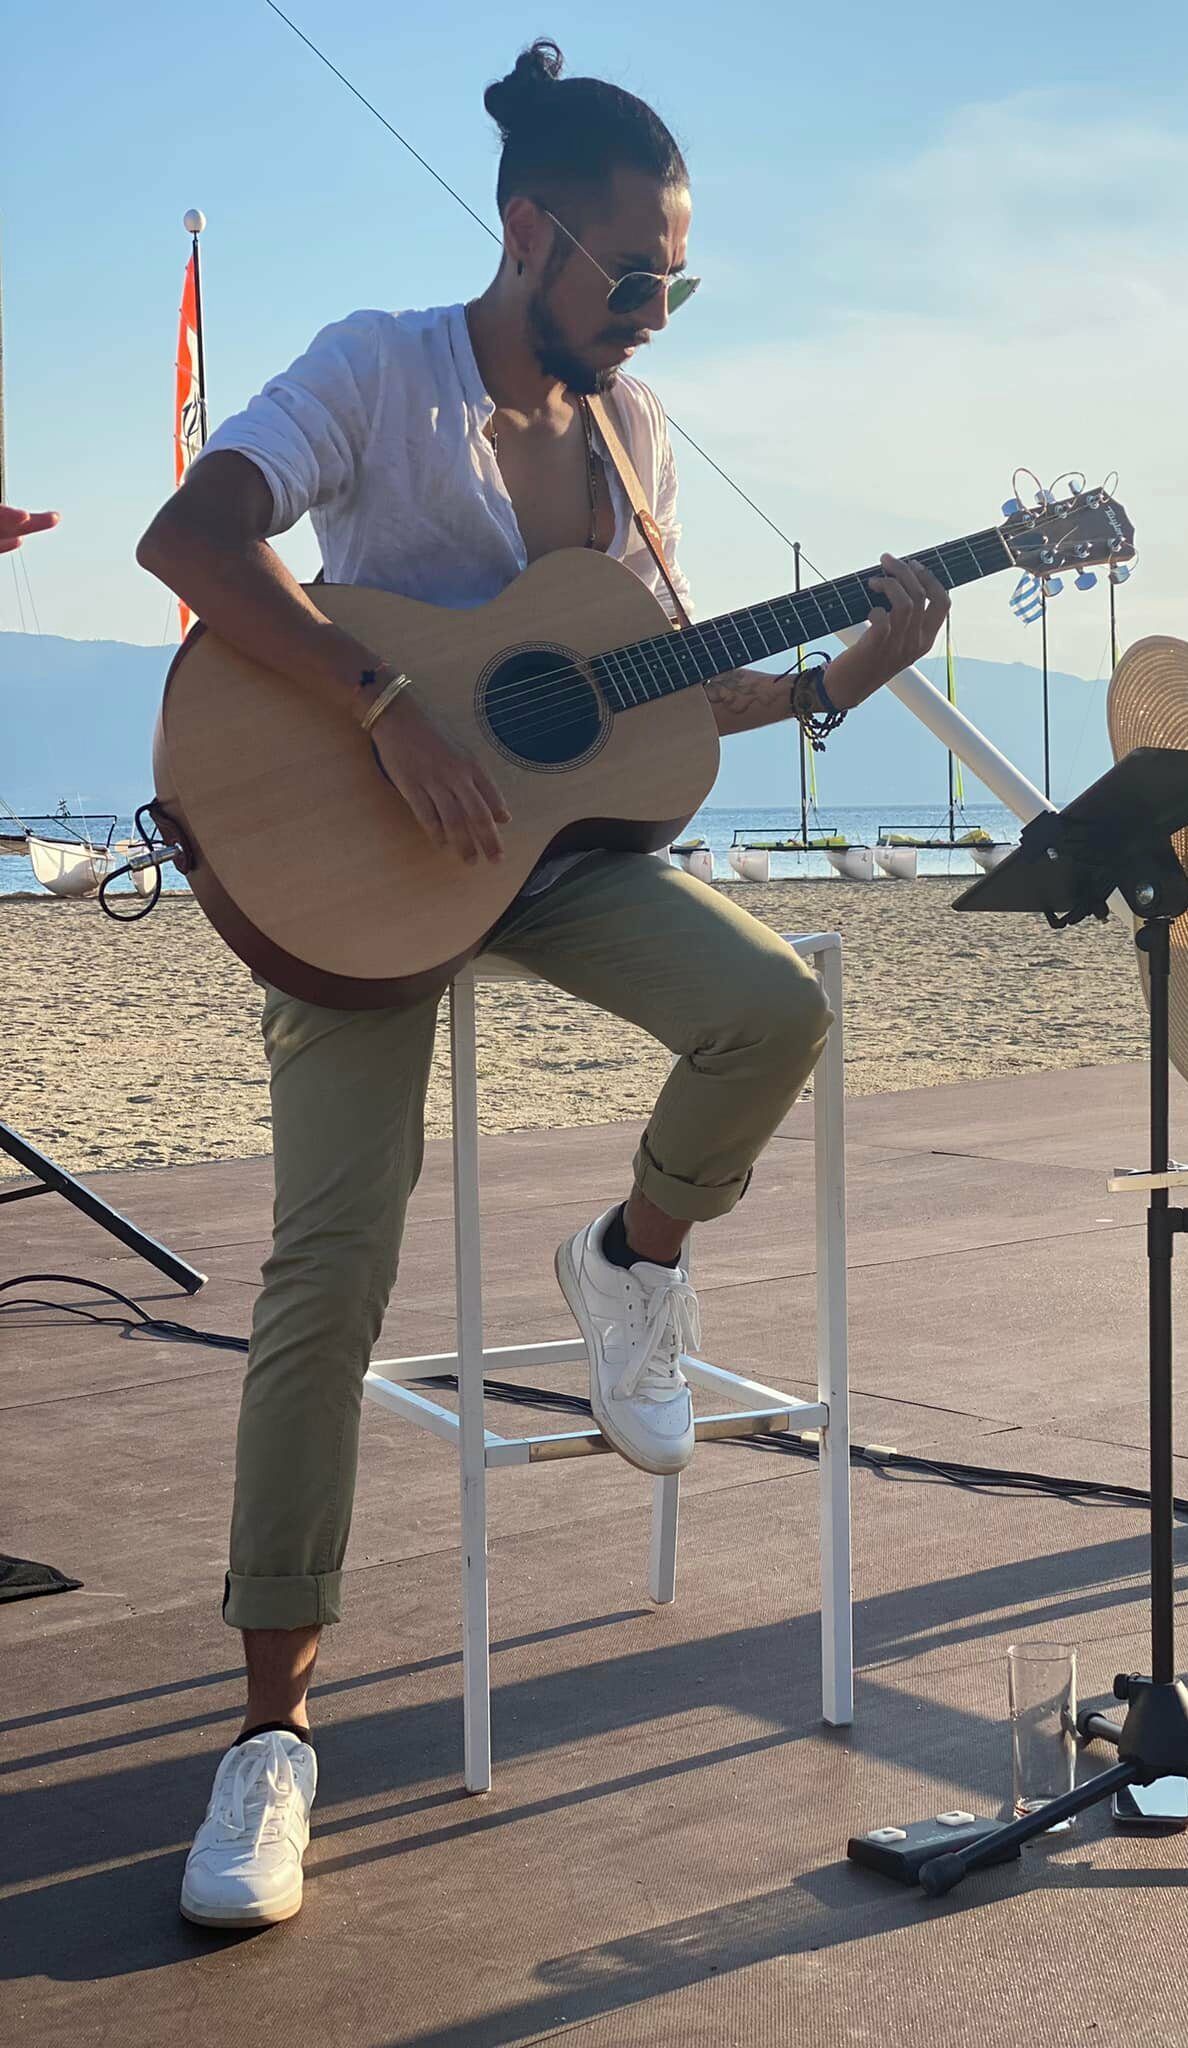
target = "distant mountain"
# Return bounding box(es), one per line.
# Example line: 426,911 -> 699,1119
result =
2,632 -> 175,813
712,653 -> 1114,810
0,629 -> 1113,814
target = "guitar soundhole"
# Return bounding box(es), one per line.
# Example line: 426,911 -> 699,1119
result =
479,644 -> 608,770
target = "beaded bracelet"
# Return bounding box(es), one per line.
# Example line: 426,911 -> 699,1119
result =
789,660 -> 847,752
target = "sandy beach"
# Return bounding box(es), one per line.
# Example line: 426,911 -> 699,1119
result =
0,877 -> 1149,1179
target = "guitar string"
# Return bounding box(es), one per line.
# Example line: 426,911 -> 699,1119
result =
467,509 -> 1110,751
431,537 -> 1037,755
425,534 -> 1017,754
366,529 -> 1009,757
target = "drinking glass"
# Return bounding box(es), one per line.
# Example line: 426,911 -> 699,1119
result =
1007,1642 -> 1077,1828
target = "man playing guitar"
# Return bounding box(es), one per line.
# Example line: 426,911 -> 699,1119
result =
138,40 -> 948,1927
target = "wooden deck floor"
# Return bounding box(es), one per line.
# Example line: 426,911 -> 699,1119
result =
5,1060 -> 1188,2046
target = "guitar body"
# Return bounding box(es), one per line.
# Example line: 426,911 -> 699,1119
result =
152,548 -> 721,1008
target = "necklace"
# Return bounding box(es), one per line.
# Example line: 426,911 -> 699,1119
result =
488,395 -> 600,550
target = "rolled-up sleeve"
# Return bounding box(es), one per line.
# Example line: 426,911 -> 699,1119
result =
196,310 -> 383,535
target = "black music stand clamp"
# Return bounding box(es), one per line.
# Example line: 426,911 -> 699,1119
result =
914,748 -> 1188,1897
0,1122 -> 205,1295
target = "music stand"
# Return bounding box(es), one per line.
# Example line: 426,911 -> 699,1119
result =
913,747 -> 1188,1895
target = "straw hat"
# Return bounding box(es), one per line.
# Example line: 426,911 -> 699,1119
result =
1107,636 -> 1188,1082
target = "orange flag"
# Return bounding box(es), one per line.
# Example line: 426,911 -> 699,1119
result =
173,255 -> 205,639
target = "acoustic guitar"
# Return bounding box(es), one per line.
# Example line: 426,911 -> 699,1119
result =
151,485 -> 1134,1008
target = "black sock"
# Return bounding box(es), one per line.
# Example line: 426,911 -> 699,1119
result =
601,1203 -> 680,1271
235,1718 -> 314,1749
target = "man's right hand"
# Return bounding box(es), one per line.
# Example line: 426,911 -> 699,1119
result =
368,689 -> 511,865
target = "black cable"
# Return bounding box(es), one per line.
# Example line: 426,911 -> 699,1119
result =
5,1272 -> 1187,1520
98,804 -> 168,922
0,1275 -> 249,1352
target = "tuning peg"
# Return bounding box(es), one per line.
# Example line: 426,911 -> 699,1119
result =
1046,575 -> 1064,595
1110,561 -> 1132,584
1001,497 -> 1021,516
1075,571 -> 1098,591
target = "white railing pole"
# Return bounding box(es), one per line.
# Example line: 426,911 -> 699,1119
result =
450,968 -> 492,1794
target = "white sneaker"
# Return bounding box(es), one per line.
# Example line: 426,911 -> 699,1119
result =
180,1728 -> 317,1929
556,1207 -> 698,1475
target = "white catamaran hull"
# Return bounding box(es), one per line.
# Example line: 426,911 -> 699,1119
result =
726,847 -> 770,883
27,835 -> 112,899
969,842 -> 1015,873
673,847 -> 714,884
824,845 -> 875,883
874,844 -> 919,881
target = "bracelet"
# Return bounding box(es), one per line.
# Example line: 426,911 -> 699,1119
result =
789,660 -> 847,752
357,669 -> 414,732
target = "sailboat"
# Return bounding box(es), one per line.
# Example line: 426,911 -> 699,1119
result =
24,803 -> 120,898
728,546 -> 873,882
874,618 -> 1014,876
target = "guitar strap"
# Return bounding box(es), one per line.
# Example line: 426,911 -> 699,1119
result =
586,392 -> 693,630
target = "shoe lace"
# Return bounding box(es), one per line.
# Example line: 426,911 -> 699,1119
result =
215,1741 -> 299,1853
616,1275 -> 701,1401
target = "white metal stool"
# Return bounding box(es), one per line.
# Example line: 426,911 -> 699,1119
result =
363,931 -> 852,1791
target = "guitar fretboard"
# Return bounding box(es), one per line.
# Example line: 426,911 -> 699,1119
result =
591,525 -> 1013,711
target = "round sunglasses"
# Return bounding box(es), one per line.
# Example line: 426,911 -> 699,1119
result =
543,208 -> 701,319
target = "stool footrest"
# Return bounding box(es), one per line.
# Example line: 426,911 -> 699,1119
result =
364,1358 -> 828,1463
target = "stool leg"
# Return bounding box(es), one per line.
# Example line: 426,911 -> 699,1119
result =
815,943 -> 853,1727
451,971 -> 492,1792
649,1474 -> 680,1603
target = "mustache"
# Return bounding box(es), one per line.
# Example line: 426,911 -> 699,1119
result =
603,330 -> 650,348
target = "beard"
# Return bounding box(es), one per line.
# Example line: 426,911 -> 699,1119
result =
526,286 -> 637,396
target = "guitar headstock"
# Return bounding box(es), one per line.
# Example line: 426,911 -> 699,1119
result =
1001,485 -> 1135,578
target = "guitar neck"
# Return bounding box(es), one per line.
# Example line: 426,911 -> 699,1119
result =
591,525 -> 1014,711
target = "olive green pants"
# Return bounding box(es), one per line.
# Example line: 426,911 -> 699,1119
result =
222,852 -> 833,1630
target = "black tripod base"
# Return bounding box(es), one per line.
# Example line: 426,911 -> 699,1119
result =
0,1119 -> 205,1294
918,1677 -> 1188,1897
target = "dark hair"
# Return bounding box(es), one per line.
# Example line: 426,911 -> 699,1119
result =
484,39 -> 688,218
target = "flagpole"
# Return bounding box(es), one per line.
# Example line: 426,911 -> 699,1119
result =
183,209 -> 209,446
794,541 -> 809,847
0,220 -> 6,503
1041,582 -> 1051,801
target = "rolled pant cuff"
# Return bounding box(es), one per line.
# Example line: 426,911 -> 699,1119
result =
632,1136 -> 754,1225
222,1567 -> 343,1630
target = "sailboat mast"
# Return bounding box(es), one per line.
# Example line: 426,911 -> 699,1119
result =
1109,571 -> 1119,673
794,541 -> 809,847
944,615 -> 953,842
1040,583 -> 1051,800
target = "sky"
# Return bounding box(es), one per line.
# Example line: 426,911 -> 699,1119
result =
3,0 -> 1186,687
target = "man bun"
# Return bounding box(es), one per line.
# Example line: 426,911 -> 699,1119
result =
483,40 -> 565,141
484,40 -> 687,220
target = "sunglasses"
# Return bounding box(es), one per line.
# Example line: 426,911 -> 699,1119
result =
543,208 -> 701,319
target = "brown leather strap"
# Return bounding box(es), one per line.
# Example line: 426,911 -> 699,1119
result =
586,392 -> 692,628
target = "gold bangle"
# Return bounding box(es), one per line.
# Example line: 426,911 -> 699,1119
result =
358,671 -> 413,732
